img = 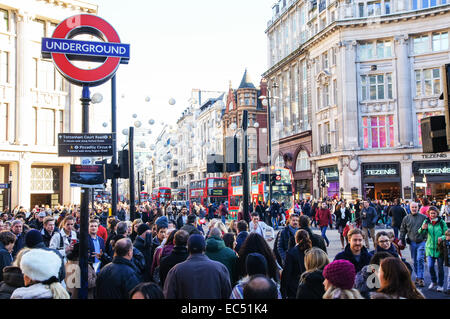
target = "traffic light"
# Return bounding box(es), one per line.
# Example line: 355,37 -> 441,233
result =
207,154 -> 224,173
118,150 -> 129,179
140,180 -> 145,191
270,170 -> 281,185
225,136 -> 240,173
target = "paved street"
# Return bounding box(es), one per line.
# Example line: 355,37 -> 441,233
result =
270,225 -> 449,299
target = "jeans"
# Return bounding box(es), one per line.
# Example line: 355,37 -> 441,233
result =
272,217 -> 278,230
320,226 -> 329,246
427,256 -> 445,287
393,226 -> 400,239
447,266 -> 450,291
221,216 -> 226,224
410,241 -> 426,280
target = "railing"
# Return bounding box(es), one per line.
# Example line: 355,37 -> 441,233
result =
320,144 -> 331,155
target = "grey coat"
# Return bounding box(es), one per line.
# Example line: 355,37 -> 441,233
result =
399,213 -> 427,244
163,253 -> 231,299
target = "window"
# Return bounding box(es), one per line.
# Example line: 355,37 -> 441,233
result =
296,151 -> 310,171
385,0 -> 391,14
332,47 -> 337,65
0,103 -> 7,141
32,107 -> 37,145
0,9 -> 8,32
359,3 -> 365,17
415,68 -> 440,96
333,79 -> 338,105
39,109 -> 55,146
323,84 -> 330,107
302,60 -> 308,129
322,52 -> 329,69
317,88 -> 322,109
363,115 -> 395,149
361,74 -> 392,101
334,119 -> 339,148
57,110 -> 64,135
275,155 -> 284,168
367,1 -> 381,16
432,32 -> 448,52
32,19 -> 46,41
36,60 -> 56,91
413,35 -> 429,54
0,51 -> 8,83
360,40 -> 392,60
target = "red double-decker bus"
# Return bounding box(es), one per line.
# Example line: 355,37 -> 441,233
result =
151,187 -> 171,203
189,177 -> 228,213
228,166 -> 295,219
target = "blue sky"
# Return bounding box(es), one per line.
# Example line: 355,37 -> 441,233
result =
88,0 -> 275,145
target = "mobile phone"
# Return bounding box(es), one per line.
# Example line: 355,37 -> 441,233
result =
71,239 -> 78,245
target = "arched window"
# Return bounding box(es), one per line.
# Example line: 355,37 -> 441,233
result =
275,154 -> 284,168
295,150 -> 310,171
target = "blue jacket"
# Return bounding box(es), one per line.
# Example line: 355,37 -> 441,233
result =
235,231 -> 248,254
361,206 -> 379,229
0,243 -> 13,282
12,232 -> 26,259
88,236 -> 111,269
95,256 -> 141,299
277,226 -> 297,266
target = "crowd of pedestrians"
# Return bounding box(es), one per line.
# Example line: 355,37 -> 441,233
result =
0,196 -> 448,299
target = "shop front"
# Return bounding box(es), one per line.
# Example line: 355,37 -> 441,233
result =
0,164 -> 9,211
294,178 -> 311,200
30,166 -> 62,208
362,163 -> 401,201
412,161 -> 450,201
319,165 -> 339,199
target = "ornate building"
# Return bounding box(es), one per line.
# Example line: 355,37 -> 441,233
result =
0,0 -> 97,210
264,0 -> 450,201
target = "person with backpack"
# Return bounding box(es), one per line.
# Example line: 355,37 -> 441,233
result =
49,216 -> 77,261
388,198 -> 407,239
418,206 -> 448,292
276,213 -> 299,267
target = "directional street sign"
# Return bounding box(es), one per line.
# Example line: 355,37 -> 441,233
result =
0,183 -> 9,189
58,133 -> 114,157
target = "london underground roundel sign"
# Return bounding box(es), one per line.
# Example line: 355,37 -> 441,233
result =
41,14 -> 130,87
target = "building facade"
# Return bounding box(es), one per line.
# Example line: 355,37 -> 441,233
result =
0,0 -> 97,210
265,0 -> 450,201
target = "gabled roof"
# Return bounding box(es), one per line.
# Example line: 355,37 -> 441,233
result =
238,69 -> 256,89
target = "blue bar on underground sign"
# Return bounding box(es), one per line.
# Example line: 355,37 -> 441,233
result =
42,38 -> 130,60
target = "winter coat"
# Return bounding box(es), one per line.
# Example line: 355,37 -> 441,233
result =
300,226 -> 327,254
389,205 -> 407,228
95,256 -> 141,299
163,253 -> 231,299
361,206 -> 378,229
40,228 -> 58,248
235,231 -> 248,254
315,208 -> 332,227
369,244 -> 399,258
418,217 -> 448,258
277,226 -> 297,266
0,266 -> 25,299
280,245 -> 307,299
334,244 -> 372,273
355,265 -> 378,299
0,243 -> 13,282
180,223 -> 201,236
205,236 -> 238,286
12,231 -> 27,258
334,208 -> 352,228
399,213 -> 428,244
296,270 -> 325,299
49,229 -> 77,258
65,260 -> 96,299
10,283 -> 53,299
159,246 -> 189,288
133,233 -> 153,281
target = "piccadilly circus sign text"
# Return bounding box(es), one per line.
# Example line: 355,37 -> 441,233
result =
41,14 -> 130,87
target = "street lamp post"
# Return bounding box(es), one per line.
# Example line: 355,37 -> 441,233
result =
411,175 -> 415,201
242,110 -> 250,223
128,126 -> 135,221
111,76 -> 118,217
8,171 -> 12,214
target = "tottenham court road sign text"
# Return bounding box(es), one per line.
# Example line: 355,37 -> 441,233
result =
58,133 -> 114,157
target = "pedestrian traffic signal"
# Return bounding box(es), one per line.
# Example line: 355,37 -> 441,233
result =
139,180 -> 145,191
118,150 -> 129,179
225,136 -> 240,173
207,154 -> 224,173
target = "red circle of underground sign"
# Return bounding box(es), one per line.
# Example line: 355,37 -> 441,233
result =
51,14 -> 121,86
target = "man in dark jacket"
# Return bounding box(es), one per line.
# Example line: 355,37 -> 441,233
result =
388,198 -> 407,239
40,216 -> 59,247
361,201 -> 379,250
176,206 -> 188,229
11,220 -> 27,259
277,213 -> 299,266
95,238 -> 141,299
235,220 -> 249,254
334,228 -> 371,273
205,228 -> 238,286
133,224 -> 153,281
180,214 -> 201,236
88,219 -> 111,273
163,234 -> 231,299
0,266 -> 24,299
159,230 -> 189,288
0,231 -> 15,282
298,215 -> 327,253
28,212 -> 45,230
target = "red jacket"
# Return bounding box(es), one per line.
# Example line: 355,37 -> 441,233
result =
97,224 -> 108,242
315,208 -> 332,227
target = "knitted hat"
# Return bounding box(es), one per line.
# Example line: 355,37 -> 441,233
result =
20,249 -> 61,282
25,229 -> 44,248
187,234 -> 205,254
137,223 -> 150,236
155,216 -> 169,230
323,259 -> 356,290
245,253 -> 268,276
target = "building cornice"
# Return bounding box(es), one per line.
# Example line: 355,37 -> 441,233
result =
41,0 -> 98,13
263,4 -> 450,78
278,130 -> 312,144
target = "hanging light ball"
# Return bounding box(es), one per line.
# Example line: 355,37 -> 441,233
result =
134,121 -> 142,128
145,96 -> 151,102
168,98 -> 176,105
132,114 -> 138,119
149,119 -> 155,125
262,99 -> 268,107
254,122 -> 260,128
91,93 -> 103,104
102,122 -> 108,128
122,128 -> 129,136
262,128 -> 268,134
148,130 -> 152,135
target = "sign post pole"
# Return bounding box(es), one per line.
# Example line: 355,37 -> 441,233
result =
79,86 -> 90,300
128,127 -> 135,221
111,75 -> 118,216
242,110 -> 250,223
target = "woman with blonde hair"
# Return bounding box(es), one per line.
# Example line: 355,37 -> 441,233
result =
130,219 -> 143,243
11,249 -> 70,299
322,259 -> 364,299
214,221 -> 228,237
296,247 -> 330,299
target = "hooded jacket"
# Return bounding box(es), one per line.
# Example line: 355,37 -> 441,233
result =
0,266 -> 25,299
10,283 -> 53,299
205,236 -> 238,286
